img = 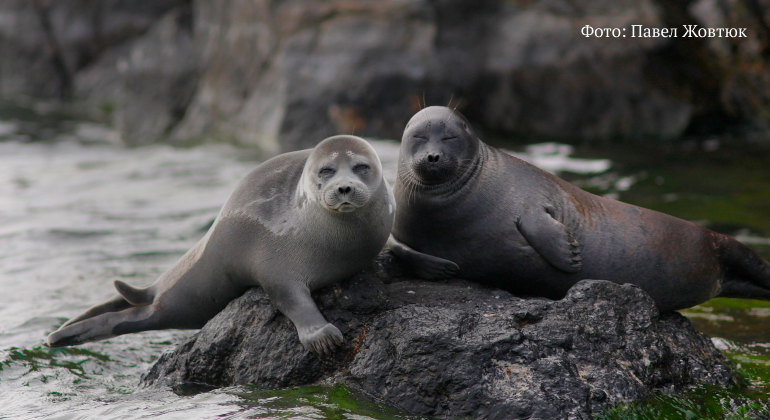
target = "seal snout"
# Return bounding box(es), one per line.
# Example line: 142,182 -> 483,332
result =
416,151 -> 444,171
411,150 -> 456,184
323,180 -> 370,212
334,184 -> 357,212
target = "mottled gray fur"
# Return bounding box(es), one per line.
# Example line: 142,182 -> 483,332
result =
48,135 -> 395,353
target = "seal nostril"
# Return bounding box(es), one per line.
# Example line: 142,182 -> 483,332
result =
339,186 -> 351,194
427,154 -> 440,163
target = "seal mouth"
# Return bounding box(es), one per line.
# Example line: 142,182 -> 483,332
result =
401,147 -> 486,196
326,201 -> 358,213
323,185 -> 370,212
336,203 -> 356,213
411,164 -> 455,186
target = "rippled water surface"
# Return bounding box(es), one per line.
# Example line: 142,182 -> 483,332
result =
2,101 -> 770,419
0,104 -> 421,419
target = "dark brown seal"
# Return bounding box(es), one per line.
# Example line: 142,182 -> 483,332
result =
388,106 -> 770,312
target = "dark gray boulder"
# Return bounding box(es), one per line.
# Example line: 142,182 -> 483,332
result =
141,252 -> 733,420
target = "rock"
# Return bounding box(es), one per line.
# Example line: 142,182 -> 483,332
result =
0,0 -> 185,99
3,0 -> 770,151
112,6 -> 198,146
141,252 -> 733,420
168,0 -> 439,154
166,0 -> 770,153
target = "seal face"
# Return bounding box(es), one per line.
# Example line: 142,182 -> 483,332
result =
401,110 -> 477,187
389,106 -> 770,312
303,139 -> 382,213
48,135 -> 395,354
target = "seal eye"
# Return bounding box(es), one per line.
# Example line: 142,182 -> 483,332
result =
319,167 -> 335,178
442,136 -> 457,141
353,164 -> 370,175
413,135 -> 428,141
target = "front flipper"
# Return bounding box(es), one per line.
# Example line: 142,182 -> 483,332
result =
517,207 -> 582,273
387,234 -> 459,280
263,281 -> 343,355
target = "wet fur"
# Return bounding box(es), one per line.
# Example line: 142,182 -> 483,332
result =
391,107 -> 770,312
48,136 -> 395,353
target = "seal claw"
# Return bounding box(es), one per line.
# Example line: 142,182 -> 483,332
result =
408,254 -> 460,280
300,323 -> 343,354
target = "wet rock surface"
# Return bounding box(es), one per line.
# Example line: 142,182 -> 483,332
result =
142,252 -> 733,420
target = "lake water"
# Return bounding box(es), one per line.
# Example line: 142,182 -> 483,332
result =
1,101 -> 770,419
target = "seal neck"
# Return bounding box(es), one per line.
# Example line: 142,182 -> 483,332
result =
401,141 -> 487,202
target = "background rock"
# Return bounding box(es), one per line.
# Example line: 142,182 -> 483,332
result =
141,253 -> 733,420
1,0 -> 769,151
0,0 -> 185,99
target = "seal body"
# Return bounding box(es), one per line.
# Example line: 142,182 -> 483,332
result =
48,135 -> 395,353
389,106 -> 770,312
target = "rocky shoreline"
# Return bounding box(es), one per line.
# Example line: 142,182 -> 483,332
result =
141,252 -> 733,419
3,1 -> 770,154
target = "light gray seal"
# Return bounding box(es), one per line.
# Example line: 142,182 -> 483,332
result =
48,135 -> 395,354
388,106 -> 770,312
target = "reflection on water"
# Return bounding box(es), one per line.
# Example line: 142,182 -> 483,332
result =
2,100 -> 770,418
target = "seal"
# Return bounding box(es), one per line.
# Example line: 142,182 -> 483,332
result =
388,106 -> 770,312
48,135 -> 395,354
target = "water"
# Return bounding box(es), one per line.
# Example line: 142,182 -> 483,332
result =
0,103 -> 420,419
1,101 -> 770,419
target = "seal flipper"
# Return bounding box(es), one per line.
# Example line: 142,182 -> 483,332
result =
387,234 -> 460,280
718,235 -> 770,299
47,305 -> 155,347
52,281 -> 154,335
114,280 -> 155,306
58,294 -> 132,329
517,208 -> 582,273
262,280 -> 343,355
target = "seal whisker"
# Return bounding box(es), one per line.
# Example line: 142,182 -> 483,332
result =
444,94 -> 457,125
448,100 -> 460,126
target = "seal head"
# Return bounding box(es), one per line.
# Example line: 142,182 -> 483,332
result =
400,106 -> 480,191
302,136 -> 384,213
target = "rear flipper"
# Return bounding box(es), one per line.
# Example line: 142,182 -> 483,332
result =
47,305 -> 156,347
718,235 -> 770,299
51,280 -> 155,338
719,280 -> 770,300
387,234 -> 459,280
58,294 -> 132,329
